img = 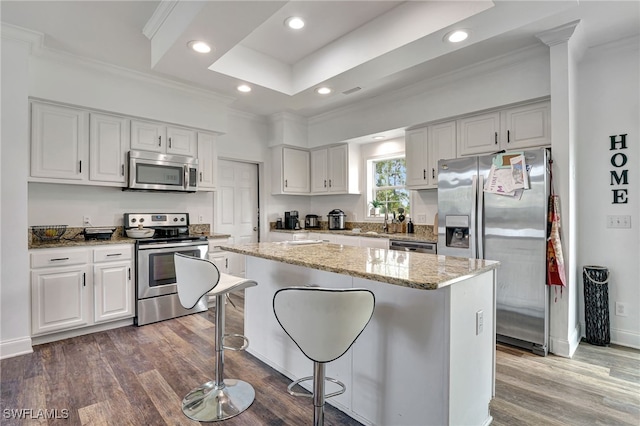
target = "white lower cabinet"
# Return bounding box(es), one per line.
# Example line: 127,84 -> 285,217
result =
31,244 -> 134,337
93,245 -> 134,323
31,263 -> 91,335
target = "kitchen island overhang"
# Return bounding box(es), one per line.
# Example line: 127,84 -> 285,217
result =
221,242 -> 499,426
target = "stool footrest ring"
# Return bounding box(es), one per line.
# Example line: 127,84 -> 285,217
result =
287,376 -> 346,399
222,333 -> 249,351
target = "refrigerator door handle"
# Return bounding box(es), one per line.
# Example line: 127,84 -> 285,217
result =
471,175 -> 478,259
477,175 -> 485,259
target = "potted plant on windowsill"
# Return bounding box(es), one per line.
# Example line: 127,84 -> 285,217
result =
369,200 -> 382,217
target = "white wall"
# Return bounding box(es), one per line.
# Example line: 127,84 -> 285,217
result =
28,184 -> 214,228
1,34 -> 32,358
577,36 -> 640,348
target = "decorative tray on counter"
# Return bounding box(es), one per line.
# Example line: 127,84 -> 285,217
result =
31,225 -> 67,241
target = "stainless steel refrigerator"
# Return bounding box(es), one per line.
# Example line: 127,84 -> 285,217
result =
437,148 -> 550,356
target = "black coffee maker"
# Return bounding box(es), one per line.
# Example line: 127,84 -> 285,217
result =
284,211 -> 299,229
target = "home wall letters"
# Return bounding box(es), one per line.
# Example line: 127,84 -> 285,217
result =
610,134 -> 629,204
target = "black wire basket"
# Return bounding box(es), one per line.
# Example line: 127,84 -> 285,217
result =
32,225 -> 68,241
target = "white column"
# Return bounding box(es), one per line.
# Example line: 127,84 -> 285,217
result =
0,25 -> 36,358
536,20 -> 586,357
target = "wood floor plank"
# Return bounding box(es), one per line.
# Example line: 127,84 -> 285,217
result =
2,295 -> 638,425
137,369 -> 199,426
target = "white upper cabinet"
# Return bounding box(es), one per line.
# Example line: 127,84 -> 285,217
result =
30,101 -> 89,182
166,126 -> 198,157
406,121 -> 456,190
457,112 -> 501,156
500,102 -> 551,150
310,148 -> 328,193
310,144 -> 360,195
89,113 -> 130,186
130,120 -> 165,153
271,146 -> 310,195
197,132 -> 217,191
458,100 -> 550,156
131,119 -> 197,157
405,128 -> 429,188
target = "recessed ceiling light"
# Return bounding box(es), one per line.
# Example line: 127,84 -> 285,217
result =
373,136 -> 385,140
445,30 -> 469,43
237,84 -> 252,93
315,87 -> 332,95
187,40 -> 212,53
285,17 -> 305,30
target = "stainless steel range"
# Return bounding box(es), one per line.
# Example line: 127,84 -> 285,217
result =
124,213 -> 209,326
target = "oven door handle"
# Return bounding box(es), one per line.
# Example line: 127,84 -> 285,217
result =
137,241 -> 208,250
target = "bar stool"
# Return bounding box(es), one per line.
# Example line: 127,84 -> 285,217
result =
174,253 -> 257,422
273,287 -> 375,426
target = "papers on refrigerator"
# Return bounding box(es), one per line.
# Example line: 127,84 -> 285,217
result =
484,153 -> 529,197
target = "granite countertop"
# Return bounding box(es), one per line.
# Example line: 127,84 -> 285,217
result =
220,242 -> 498,290
29,225 -> 226,250
270,228 -> 438,243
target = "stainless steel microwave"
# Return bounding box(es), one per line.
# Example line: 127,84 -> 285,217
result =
127,150 -> 198,192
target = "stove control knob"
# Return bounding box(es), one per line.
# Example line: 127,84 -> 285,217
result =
140,218 -> 144,223
180,218 -> 185,222
131,218 -> 137,223
173,218 -> 178,222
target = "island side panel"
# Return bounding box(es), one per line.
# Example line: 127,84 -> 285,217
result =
244,256 -> 355,412
350,277 -> 449,426
448,270 -> 496,426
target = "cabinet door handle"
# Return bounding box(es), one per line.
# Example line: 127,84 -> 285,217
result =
128,267 -> 131,280
79,161 -> 82,173
50,257 -> 69,262
324,179 -> 327,188
495,132 -> 498,144
507,130 -> 510,143
285,179 -> 288,188
225,259 -> 228,269
432,168 -> 435,179
168,137 -> 172,148
121,164 -> 125,176
423,169 -> 426,180
106,253 -> 122,257
82,272 -> 86,287
329,179 -> 332,187
199,172 -> 203,182
158,136 -> 161,146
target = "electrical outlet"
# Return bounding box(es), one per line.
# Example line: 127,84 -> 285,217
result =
476,310 -> 484,335
615,302 -> 628,317
607,215 -> 631,228
417,214 -> 427,223
198,214 -> 204,223
83,216 -> 91,226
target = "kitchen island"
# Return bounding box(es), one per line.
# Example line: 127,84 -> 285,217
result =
221,242 -> 499,426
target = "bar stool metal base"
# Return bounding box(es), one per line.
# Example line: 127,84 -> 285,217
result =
181,379 -> 255,422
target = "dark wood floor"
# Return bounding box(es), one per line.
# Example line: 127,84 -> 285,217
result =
1,291 -> 638,425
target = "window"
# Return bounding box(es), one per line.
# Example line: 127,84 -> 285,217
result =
368,156 -> 410,218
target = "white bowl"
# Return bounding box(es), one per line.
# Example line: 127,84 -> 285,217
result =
126,228 -> 155,238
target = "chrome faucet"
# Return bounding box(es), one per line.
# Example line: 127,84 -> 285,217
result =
383,212 -> 389,233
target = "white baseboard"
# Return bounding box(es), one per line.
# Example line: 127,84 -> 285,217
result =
578,321 -> 640,349
550,323 -> 581,358
0,336 -> 33,360
31,318 -> 133,346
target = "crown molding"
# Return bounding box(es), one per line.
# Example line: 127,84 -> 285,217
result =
0,23 -> 44,54
142,0 -> 179,40
269,111 -> 308,125
535,20 -> 581,47
309,43 -> 548,126
31,42 -> 235,106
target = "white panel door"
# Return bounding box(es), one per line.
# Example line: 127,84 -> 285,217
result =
216,160 -> 259,277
